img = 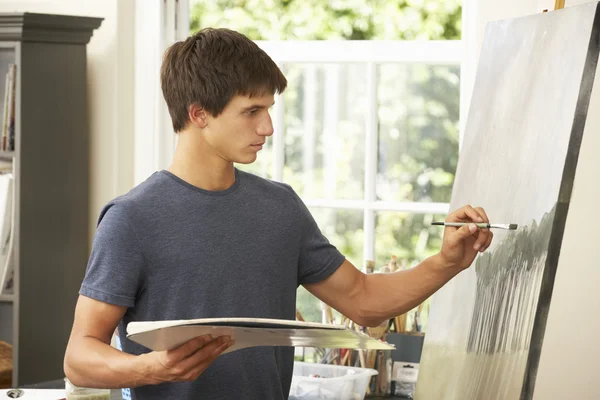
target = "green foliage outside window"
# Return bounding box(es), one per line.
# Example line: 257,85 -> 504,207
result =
190,0 -> 461,41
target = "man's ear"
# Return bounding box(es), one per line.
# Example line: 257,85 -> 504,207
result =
188,103 -> 208,129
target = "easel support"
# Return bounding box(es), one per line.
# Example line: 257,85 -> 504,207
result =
543,0 -> 565,12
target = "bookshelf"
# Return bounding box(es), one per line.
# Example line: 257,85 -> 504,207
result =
0,13 -> 102,386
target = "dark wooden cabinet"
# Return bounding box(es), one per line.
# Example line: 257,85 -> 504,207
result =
0,12 -> 102,386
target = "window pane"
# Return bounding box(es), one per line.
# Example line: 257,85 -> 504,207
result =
377,64 -> 460,203
234,141 -> 273,179
282,64 -> 367,200
311,208 -> 364,267
375,212 -> 444,267
296,208 -> 363,323
375,212 -> 445,332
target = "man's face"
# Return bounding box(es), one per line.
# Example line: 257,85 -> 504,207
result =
203,93 -> 275,164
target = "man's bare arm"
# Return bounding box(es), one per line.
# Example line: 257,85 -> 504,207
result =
64,295 -> 233,389
304,205 -> 494,327
64,295 -> 150,388
305,255 -> 459,327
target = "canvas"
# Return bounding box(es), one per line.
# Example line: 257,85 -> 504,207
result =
416,3 -> 600,399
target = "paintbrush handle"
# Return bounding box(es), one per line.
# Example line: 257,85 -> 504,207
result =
432,222 -> 490,228
431,222 -> 516,230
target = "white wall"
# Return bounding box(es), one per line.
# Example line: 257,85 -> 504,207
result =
0,0 -> 136,243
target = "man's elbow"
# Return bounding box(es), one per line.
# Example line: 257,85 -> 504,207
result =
355,315 -> 387,328
64,346 -> 85,387
64,353 -> 77,385
64,364 -> 78,387
349,276 -> 388,327
353,308 -> 388,328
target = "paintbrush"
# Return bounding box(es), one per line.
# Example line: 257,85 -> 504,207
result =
431,222 -> 518,230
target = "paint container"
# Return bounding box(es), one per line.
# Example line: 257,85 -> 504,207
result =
289,361 -> 377,400
391,362 -> 419,399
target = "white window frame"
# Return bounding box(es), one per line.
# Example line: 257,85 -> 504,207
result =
134,0 -> 188,185
256,40 -> 461,266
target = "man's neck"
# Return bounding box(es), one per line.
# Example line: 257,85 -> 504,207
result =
167,134 -> 236,192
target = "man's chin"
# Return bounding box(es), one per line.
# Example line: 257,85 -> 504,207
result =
233,155 -> 258,165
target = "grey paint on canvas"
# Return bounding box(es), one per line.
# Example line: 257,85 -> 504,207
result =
416,3 -> 600,399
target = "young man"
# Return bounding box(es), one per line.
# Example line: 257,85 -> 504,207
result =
64,28 -> 493,399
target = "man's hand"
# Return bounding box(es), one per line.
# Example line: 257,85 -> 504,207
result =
65,296 -> 236,389
142,335 -> 234,384
439,205 -> 494,271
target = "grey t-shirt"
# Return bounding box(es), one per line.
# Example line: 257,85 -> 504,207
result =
79,169 -> 345,400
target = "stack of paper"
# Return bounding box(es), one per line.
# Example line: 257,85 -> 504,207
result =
127,317 -> 395,353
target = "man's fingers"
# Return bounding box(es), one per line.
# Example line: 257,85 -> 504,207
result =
207,339 -> 234,363
178,336 -> 231,372
184,339 -> 234,381
473,229 -> 488,252
472,207 -> 490,251
452,223 -> 478,241
168,334 -> 213,364
474,207 -> 489,224
448,205 -> 484,223
483,231 -> 494,251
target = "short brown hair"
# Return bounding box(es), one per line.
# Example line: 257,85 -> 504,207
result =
161,28 -> 287,132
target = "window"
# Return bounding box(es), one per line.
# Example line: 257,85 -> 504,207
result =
188,0 -> 462,328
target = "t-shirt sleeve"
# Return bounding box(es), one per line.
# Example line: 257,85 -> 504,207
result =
286,186 -> 346,285
79,203 -> 146,308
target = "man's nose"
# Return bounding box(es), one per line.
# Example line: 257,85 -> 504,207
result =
257,113 -> 274,136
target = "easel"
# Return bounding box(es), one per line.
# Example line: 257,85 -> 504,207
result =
543,0 -> 565,12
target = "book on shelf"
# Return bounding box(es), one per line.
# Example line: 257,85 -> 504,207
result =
1,64 -> 15,153
126,317 -> 395,354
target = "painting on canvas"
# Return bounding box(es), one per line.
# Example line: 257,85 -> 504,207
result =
416,3 -> 600,399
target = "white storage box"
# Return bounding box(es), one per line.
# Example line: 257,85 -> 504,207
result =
289,361 -> 378,400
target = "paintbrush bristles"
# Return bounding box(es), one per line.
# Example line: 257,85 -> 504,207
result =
489,224 -> 519,230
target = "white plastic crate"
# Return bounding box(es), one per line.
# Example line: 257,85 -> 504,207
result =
289,361 -> 378,400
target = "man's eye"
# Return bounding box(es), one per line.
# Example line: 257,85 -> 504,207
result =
247,109 -> 257,115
